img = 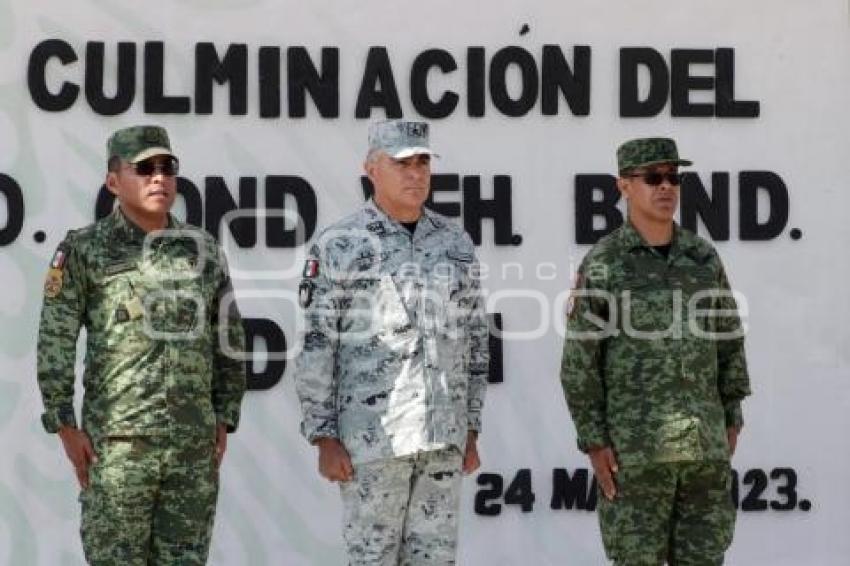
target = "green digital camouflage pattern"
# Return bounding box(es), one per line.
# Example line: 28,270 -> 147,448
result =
36,206 -> 245,563
561,220 -> 750,465
37,207 -> 246,440
81,436 -> 218,565
107,125 -> 175,164
616,137 -> 692,174
598,461 -> 735,565
561,220 -> 750,564
339,447 -> 463,565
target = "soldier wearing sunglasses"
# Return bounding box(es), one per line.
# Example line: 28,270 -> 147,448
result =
36,125 -> 246,564
561,138 -> 751,564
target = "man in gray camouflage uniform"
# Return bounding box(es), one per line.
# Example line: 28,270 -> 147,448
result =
295,120 -> 489,565
36,125 -> 246,565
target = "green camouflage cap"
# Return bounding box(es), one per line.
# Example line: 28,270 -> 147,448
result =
368,119 -> 438,159
107,125 -> 176,164
616,137 -> 692,174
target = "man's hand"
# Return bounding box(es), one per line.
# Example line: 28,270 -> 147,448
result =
58,426 -> 97,489
215,423 -> 228,468
588,446 -> 618,501
462,431 -> 480,474
315,438 -> 354,482
727,426 -> 740,456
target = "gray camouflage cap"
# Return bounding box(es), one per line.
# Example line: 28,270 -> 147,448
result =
368,119 -> 438,159
107,125 -> 176,164
616,137 -> 692,174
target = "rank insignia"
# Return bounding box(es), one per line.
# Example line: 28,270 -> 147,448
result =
43,268 -> 64,298
298,280 -> 314,308
103,261 -> 135,276
115,307 -> 130,323
302,259 -> 320,279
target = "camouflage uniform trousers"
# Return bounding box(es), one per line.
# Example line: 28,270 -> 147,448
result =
340,446 -> 463,565
80,434 -> 219,565
597,460 -> 735,565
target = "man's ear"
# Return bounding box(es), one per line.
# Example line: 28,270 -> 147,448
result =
364,158 -> 380,185
616,176 -> 630,200
105,171 -> 120,196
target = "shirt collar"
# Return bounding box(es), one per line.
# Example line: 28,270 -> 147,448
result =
363,199 -> 442,238
108,206 -> 175,244
618,219 -> 700,260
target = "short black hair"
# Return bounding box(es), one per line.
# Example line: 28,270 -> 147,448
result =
107,156 -> 122,173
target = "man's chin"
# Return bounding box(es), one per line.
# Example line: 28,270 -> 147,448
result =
139,203 -> 173,217
403,196 -> 428,209
652,205 -> 677,219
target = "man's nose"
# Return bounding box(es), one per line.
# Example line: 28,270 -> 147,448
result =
407,163 -> 428,180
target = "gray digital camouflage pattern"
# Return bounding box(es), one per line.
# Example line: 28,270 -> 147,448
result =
295,199 -> 489,464
36,206 -> 246,564
561,220 -> 751,563
294,198 -> 487,564
340,447 -> 463,565
368,120 -> 435,159
616,137 -> 692,173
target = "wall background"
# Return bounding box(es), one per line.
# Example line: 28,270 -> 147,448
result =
1,1 -> 848,564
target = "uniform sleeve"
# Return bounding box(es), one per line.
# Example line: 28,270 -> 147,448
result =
560,256 -> 611,452
714,261 -> 751,428
211,246 -> 247,433
294,243 -> 341,443
464,237 -> 489,433
36,234 -> 85,433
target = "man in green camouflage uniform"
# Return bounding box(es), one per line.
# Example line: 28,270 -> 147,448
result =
561,138 -> 751,565
36,125 -> 246,565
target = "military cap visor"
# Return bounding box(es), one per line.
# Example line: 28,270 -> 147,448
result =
126,146 -> 176,163
623,157 -> 692,171
387,146 -> 438,160
119,147 -> 177,163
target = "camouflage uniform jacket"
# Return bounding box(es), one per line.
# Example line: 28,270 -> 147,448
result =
295,200 -> 489,464
37,207 -> 246,440
561,221 -> 751,466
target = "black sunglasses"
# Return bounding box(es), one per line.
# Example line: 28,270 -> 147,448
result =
129,156 -> 179,177
626,172 -> 683,186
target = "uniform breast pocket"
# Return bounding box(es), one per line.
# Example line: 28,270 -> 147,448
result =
342,275 -> 411,337
342,277 -> 380,334
443,250 -> 474,299
92,271 -> 131,319
144,279 -> 210,340
620,281 -> 676,336
678,266 -> 717,295
91,270 -> 147,346
432,259 -> 473,340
